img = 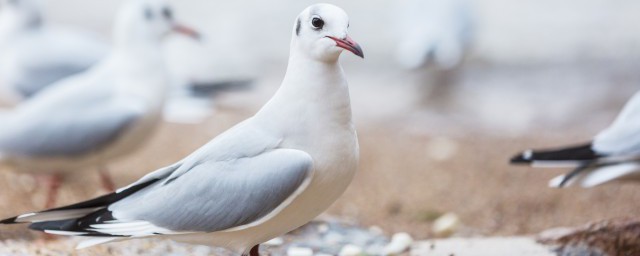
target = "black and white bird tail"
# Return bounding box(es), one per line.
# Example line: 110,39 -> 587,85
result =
510,142 -> 603,168
0,179 -> 158,249
549,162 -> 640,188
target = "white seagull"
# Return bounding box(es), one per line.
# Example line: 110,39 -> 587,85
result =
0,0 -> 198,208
511,91 -> 640,188
395,0 -> 473,70
0,0 -> 109,105
1,3 -> 363,256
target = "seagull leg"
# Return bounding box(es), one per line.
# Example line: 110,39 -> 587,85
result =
249,244 -> 260,256
98,167 -> 116,192
44,174 -> 61,209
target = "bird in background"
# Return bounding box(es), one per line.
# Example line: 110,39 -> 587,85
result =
0,0 -> 199,209
1,3 -> 363,256
0,0 -> 108,106
395,0 -> 473,71
395,0 -> 474,106
511,91 -> 640,188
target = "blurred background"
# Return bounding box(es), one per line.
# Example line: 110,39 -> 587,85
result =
2,0 -> 640,243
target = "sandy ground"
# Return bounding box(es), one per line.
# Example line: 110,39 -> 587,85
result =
412,237 -> 555,256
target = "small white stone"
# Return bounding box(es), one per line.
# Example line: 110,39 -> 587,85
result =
265,237 -> 284,246
368,225 -> 384,235
339,244 -> 362,256
432,213 -> 461,237
287,247 -> 314,256
425,137 -> 458,162
317,223 -> 330,234
382,232 -> 413,255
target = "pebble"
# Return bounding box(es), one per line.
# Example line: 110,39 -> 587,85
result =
0,218 -> 392,256
338,244 -> 362,256
432,213 -> 461,237
265,237 -> 285,246
317,224 -> 330,234
287,247 -> 314,256
369,226 -> 384,236
425,137 -> 458,161
383,232 -> 413,255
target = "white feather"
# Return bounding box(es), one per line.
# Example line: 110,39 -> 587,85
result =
15,208 -> 102,223
532,161 -> 584,168
88,220 -> 191,236
44,230 -> 88,236
76,237 -> 121,249
581,163 -> 640,188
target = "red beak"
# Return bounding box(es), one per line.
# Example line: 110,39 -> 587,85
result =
327,35 -> 364,58
172,24 -> 201,41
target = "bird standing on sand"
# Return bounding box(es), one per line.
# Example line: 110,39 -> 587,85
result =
0,0 -> 108,105
511,91 -> 640,188
0,0 -> 199,208
1,3 -> 363,256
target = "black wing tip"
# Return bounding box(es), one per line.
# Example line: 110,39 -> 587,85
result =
510,151 -> 533,164
0,216 -> 18,225
510,143 -> 599,163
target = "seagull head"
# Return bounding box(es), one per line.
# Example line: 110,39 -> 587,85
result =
292,4 -> 364,62
0,0 -> 42,30
113,0 -> 200,47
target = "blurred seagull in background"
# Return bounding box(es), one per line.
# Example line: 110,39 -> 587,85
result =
511,91 -> 640,188
0,0 -> 108,105
395,0 -> 473,71
1,3 -> 363,256
0,0 -> 199,208
395,0 -> 474,106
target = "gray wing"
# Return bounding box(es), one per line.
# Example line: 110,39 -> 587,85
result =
593,91 -> 640,155
0,102 -> 142,157
13,65 -> 90,98
105,148 -> 313,233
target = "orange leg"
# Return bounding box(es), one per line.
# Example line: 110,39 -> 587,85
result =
43,174 -> 62,209
98,167 -> 116,192
41,174 -> 62,241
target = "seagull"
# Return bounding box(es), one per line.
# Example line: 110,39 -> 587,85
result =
0,0 -> 199,208
0,0 -> 109,105
1,3 -> 363,256
511,91 -> 640,188
395,0 -> 473,70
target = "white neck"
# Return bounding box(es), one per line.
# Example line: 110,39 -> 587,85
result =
255,44 -> 353,134
110,42 -> 168,109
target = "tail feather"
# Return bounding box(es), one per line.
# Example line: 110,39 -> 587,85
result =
76,237 -> 122,249
581,163 -> 640,187
549,162 -> 640,188
510,142 -> 601,167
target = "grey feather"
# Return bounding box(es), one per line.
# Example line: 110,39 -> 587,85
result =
13,65 -> 90,97
0,102 -> 142,157
110,148 -> 313,232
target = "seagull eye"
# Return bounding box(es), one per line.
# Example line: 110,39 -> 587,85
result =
311,17 -> 324,30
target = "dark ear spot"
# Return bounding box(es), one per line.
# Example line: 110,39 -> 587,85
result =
295,18 -> 301,36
